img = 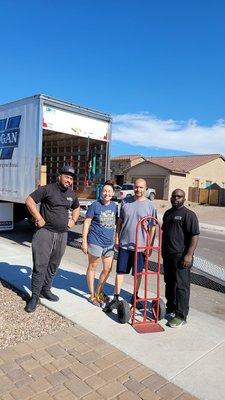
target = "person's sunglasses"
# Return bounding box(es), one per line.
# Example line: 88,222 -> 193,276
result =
171,194 -> 183,199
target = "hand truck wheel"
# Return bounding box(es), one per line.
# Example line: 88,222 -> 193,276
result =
117,300 -> 131,324
152,298 -> 166,321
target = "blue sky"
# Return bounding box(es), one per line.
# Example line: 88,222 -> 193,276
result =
1,0 -> 225,156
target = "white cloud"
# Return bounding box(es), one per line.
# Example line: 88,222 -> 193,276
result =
112,113 -> 225,154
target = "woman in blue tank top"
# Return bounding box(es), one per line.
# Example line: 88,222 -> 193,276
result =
81,181 -> 117,306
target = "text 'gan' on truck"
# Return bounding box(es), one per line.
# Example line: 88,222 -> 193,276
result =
0,94 -> 112,231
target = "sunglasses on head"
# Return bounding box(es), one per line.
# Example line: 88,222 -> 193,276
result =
172,194 -> 183,199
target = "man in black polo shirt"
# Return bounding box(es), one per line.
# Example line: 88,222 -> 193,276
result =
162,188 -> 199,328
24,166 -> 80,313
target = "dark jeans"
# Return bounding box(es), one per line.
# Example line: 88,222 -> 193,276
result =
163,253 -> 192,320
31,228 -> 67,296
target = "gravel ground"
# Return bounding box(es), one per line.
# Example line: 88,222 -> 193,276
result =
0,280 -> 74,349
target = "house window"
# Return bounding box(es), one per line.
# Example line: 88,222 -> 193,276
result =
205,180 -> 212,188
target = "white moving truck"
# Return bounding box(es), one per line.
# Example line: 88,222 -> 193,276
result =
0,94 -> 112,230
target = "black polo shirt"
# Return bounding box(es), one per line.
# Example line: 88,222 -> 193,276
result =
162,206 -> 200,256
30,183 -> 79,233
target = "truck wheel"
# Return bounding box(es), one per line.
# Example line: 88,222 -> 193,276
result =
152,299 -> 166,320
117,300 -> 131,324
14,203 -> 29,223
149,192 -> 155,201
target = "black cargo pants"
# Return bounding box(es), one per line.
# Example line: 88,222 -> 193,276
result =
31,228 -> 67,296
163,253 -> 192,320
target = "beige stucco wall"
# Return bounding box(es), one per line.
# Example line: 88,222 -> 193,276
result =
126,162 -> 166,178
168,174 -> 188,198
168,157 -> 225,199
187,158 -> 225,188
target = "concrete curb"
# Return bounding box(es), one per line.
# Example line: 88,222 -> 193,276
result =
199,222 -> 225,234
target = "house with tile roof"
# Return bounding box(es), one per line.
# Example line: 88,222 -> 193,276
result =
110,154 -> 145,186
111,154 -> 225,201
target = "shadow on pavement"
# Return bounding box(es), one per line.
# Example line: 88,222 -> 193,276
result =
0,221 -> 33,246
0,262 -> 133,304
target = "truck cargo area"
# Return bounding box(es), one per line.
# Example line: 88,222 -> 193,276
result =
42,130 -> 108,198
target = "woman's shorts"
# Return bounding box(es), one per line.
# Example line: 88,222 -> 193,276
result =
88,243 -> 114,258
116,248 -> 145,275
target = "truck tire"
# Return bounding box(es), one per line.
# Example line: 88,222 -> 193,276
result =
117,300 -> 131,324
152,299 -> 166,320
14,203 -> 29,223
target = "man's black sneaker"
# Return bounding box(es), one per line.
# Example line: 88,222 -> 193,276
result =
40,290 -> 59,302
103,298 -> 119,313
130,294 -> 144,310
24,295 -> 39,313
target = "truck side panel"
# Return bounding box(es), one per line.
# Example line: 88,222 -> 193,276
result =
0,98 -> 40,203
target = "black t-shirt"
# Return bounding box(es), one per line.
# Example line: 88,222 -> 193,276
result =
162,206 -> 200,256
30,183 -> 80,233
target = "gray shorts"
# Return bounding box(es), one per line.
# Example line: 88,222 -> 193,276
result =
88,243 -> 114,258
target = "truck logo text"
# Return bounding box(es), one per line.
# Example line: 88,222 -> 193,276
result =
0,115 -> 21,160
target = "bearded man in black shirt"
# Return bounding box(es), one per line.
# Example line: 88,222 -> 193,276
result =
24,166 -> 80,313
162,188 -> 199,328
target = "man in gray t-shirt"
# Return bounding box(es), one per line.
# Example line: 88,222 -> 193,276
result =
103,178 -> 157,313
119,197 -> 156,250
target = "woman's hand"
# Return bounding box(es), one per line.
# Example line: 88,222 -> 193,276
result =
114,243 -> 119,252
81,241 -> 88,254
68,218 -> 75,229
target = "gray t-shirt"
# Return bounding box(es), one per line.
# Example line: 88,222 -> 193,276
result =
119,196 -> 157,250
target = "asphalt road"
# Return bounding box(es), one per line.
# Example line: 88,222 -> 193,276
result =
196,229 -> 225,269
1,221 -> 224,270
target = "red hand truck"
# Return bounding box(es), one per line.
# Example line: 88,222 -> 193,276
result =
117,216 -> 166,333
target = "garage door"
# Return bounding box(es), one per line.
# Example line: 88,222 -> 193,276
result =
145,177 -> 165,199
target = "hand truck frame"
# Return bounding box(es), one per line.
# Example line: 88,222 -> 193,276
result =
117,216 -> 166,333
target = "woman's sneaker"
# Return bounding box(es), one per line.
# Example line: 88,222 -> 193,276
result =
88,296 -> 101,307
96,292 -> 110,306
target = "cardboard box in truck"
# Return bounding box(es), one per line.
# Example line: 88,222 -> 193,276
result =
0,94 -> 112,230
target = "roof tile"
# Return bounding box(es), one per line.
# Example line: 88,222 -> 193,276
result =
146,154 -> 224,172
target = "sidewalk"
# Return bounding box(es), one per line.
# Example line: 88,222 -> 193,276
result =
0,326 -> 195,400
1,233 -> 225,400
